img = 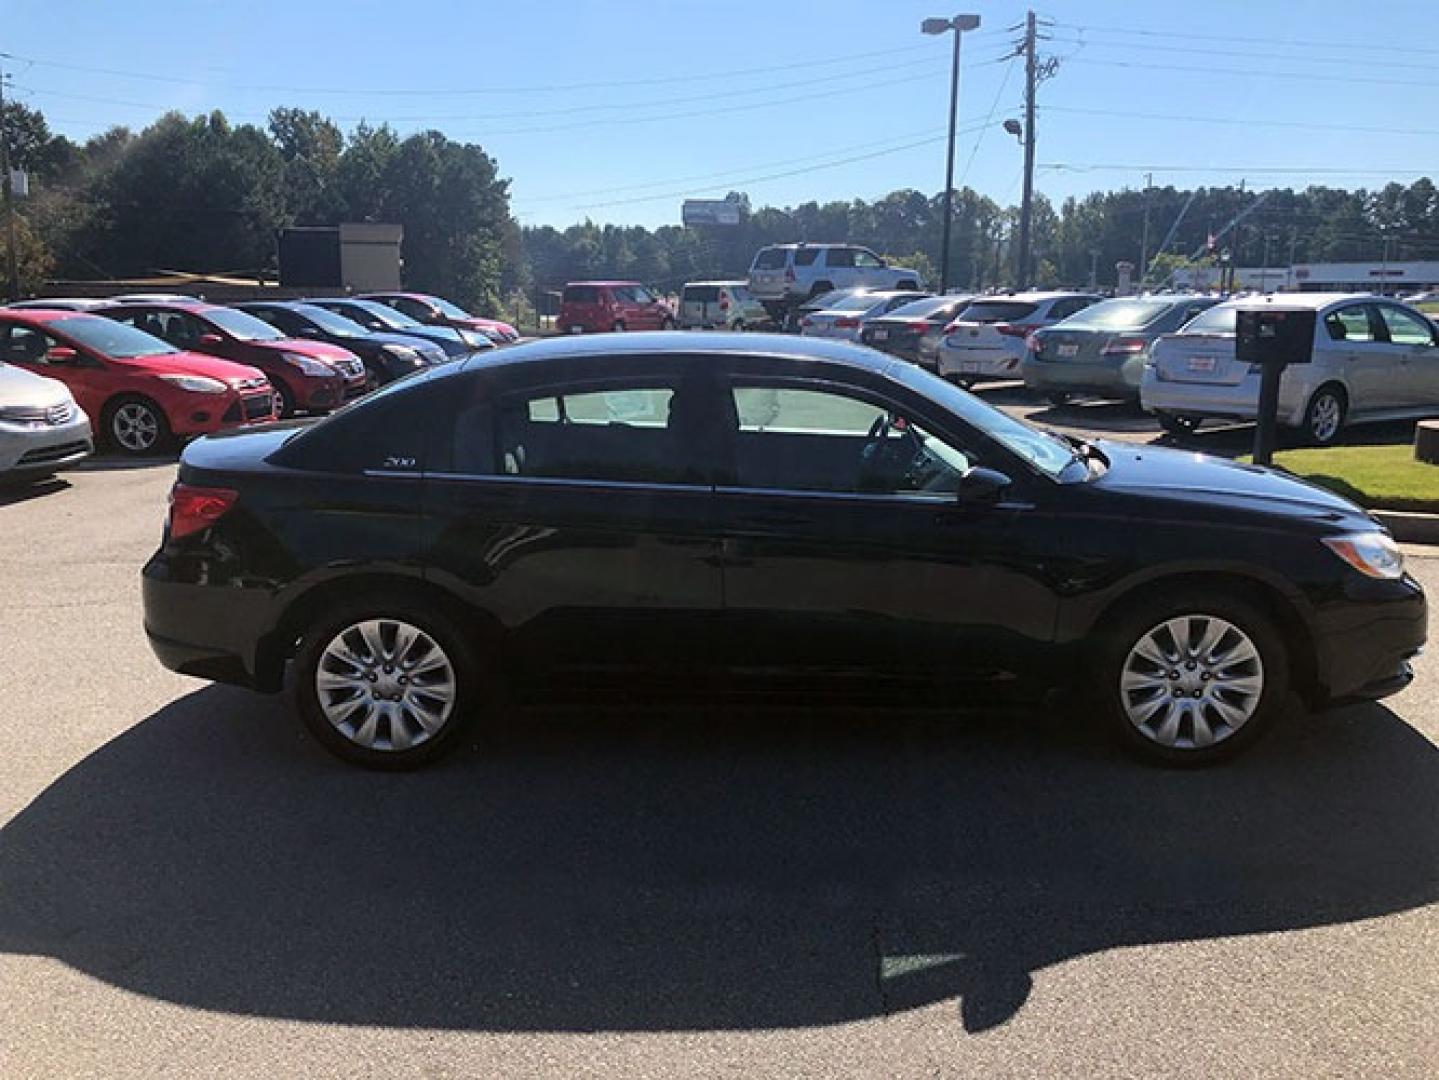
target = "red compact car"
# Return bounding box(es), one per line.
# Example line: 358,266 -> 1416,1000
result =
361,291 -> 519,344
558,281 -> 675,335
0,309 -> 276,455
101,301 -> 367,416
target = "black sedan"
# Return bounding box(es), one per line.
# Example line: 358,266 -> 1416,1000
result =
142,333 -> 1425,769
305,297 -> 493,359
234,300 -> 451,386
860,294 -> 975,370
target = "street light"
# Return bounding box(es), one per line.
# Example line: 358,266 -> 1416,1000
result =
923,13 -> 981,294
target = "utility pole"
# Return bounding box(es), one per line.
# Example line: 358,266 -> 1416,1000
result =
1138,172 -> 1153,284
0,64 -> 19,303
1016,11 -> 1038,289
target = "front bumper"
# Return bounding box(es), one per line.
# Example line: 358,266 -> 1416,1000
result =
0,411 -> 94,473
1313,573 -> 1427,705
171,389 -> 277,437
292,375 -> 356,412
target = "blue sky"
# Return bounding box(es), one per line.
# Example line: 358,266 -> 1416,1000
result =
5,0 -> 1438,228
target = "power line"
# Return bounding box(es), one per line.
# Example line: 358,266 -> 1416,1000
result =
1040,163 -> 1435,177
1063,57 -> 1439,90
1044,34 -> 1439,72
1051,21 -> 1439,57
1039,104 -> 1439,141
955,55 -> 1019,189
0,38 -> 1013,97
575,122 -> 1006,210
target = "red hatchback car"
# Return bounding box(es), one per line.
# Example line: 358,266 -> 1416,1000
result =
0,309 -> 276,455
102,302 -> 367,417
361,291 -> 519,343
558,281 -> 675,334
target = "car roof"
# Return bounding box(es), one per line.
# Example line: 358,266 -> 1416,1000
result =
0,307 -> 98,325
458,330 -> 898,377
1209,292 -> 1378,311
972,291 -> 1099,303
99,299 -> 217,313
563,280 -> 641,287
761,243 -> 849,250
684,280 -> 747,287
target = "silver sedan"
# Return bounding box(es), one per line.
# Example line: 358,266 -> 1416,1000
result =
0,362 -> 93,479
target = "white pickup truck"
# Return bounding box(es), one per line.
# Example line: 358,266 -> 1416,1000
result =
748,244 -> 923,321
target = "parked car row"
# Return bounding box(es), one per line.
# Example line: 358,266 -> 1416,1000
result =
0,290 -> 516,474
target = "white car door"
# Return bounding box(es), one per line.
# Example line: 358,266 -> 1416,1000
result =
1376,303 -> 1439,410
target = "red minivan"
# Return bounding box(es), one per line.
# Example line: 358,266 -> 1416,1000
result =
558,281 -> 675,335
0,309 -> 276,455
102,301 -> 368,417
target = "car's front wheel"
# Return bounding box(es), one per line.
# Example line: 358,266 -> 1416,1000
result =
293,597 -> 483,769
104,396 -> 170,456
1097,590 -> 1289,766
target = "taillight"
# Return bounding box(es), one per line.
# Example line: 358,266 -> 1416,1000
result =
785,267 -> 796,282
168,483 -> 237,540
719,298 -> 730,310
1102,336 -> 1149,356
906,320 -> 929,330
834,317 -> 861,329
800,316 -> 813,327
996,323 -> 1037,338
1025,333 -> 1042,352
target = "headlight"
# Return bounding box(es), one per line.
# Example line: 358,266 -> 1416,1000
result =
281,351 -> 338,376
1322,532 -> 1405,580
156,373 -> 228,394
381,344 -> 422,365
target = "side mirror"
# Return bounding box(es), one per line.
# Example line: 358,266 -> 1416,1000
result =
197,333 -> 224,348
45,346 -> 79,365
957,466 -> 1012,506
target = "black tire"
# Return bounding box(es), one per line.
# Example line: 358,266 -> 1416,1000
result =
292,594 -> 486,770
1096,588 -> 1290,767
272,378 -> 298,419
1302,384 -> 1347,447
661,317 -> 676,331
102,395 -> 171,456
944,374 -> 973,390
1156,412 -> 1202,438
1045,391 -> 1071,407
808,282 -> 833,299
732,319 -> 746,332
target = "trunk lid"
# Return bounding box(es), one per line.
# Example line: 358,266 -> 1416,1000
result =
1151,333 -> 1247,386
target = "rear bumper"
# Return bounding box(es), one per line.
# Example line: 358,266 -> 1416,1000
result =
937,341 -> 1024,379
1140,373 -> 1308,424
142,552 -> 283,691
1022,356 -> 1141,397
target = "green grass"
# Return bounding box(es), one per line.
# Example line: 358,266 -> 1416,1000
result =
1247,444 -> 1439,513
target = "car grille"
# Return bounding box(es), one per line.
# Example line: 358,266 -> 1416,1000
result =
233,377 -> 270,392
223,393 -> 274,423
17,439 -> 89,465
1,402 -> 74,425
336,358 -> 364,379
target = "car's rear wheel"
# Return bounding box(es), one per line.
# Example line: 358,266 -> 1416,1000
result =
104,396 -> 170,456
1302,385 -> 1347,446
293,597 -> 483,769
1097,590 -> 1289,766
1156,411 -> 1202,438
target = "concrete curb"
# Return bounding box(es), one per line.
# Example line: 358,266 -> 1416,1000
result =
1373,510 -> 1439,546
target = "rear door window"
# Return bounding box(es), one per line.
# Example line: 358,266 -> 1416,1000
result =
793,249 -> 820,267
1325,306 -> 1377,343
562,285 -> 601,304
684,286 -> 721,303
824,248 -> 856,269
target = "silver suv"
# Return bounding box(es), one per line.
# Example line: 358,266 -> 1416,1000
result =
748,244 -> 923,320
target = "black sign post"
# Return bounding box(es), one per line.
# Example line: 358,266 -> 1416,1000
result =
1235,307 -> 1317,467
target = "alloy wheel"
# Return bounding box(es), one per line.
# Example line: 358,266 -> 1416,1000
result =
112,402 -> 160,452
315,618 -> 457,753
1119,614 -> 1264,751
1308,392 -> 1343,444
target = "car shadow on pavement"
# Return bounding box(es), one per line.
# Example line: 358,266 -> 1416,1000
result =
1,687 -> 1436,1035
0,476 -> 70,506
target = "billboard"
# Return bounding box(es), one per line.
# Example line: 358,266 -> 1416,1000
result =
682,199 -> 741,227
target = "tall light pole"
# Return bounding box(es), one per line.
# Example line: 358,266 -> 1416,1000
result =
923,13 -> 981,294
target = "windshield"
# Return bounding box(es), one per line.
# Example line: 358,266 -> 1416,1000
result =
885,296 -> 963,321
293,303 -> 369,338
1057,299 -> 1171,330
1179,304 -> 1239,335
430,296 -> 472,319
959,300 -> 1038,324
53,316 -> 178,358
893,362 -> 1082,480
828,293 -> 889,313
334,299 -> 420,329
204,307 -> 285,342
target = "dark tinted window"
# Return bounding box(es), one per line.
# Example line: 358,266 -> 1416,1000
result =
458,378 -> 706,485
753,248 -> 787,270
389,296 -> 432,320
793,248 -> 820,267
684,286 -> 721,303
563,285 -> 601,304
244,306 -> 303,335
884,296 -> 957,321
824,248 -> 855,269
961,301 -> 1039,323
277,375 -> 442,473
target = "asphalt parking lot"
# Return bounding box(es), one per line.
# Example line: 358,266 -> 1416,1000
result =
2,446 -> 1437,1078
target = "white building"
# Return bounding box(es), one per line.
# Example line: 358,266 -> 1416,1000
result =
1168,261 -> 1439,295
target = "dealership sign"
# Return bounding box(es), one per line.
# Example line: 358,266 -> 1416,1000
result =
682,199 -> 741,227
